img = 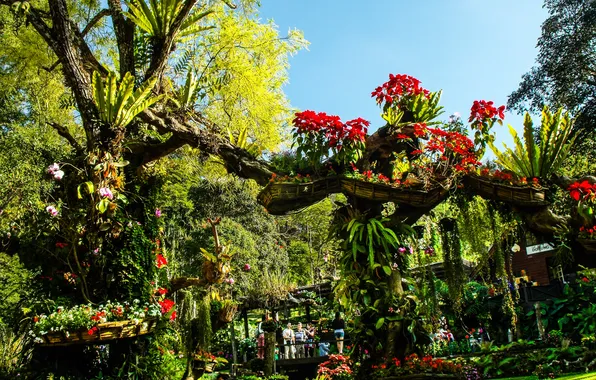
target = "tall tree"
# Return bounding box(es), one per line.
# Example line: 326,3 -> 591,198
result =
508,0 -> 596,140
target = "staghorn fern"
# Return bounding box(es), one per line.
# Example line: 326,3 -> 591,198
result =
92,71 -> 164,129
489,106 -> 577,179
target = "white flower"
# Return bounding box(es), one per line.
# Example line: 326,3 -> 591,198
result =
511,243 -> 521,253
453,112 -> 461,118
53,170 -> 65,180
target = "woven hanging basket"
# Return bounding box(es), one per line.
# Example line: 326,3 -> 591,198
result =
38,318 -> 158,346
577,239 -> 596,254
340,178 -> 448,207
463,175 -> 548,207
258,176 -> 342,214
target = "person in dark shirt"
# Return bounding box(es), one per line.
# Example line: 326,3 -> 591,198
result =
332,312 -> 345,354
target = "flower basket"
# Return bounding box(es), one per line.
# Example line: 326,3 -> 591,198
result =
381,375 -> 458,380
258,176 -> 342,215
577,238 -> 596,254
218,303 -> 238,323
340,179 -> 448,207
38,318 -> 157,346
463,175 -> 548,207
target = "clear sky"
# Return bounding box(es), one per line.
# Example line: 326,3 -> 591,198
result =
257,1 -> 548,158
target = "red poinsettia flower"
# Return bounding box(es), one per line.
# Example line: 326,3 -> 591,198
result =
156,254 -> 168,268
395,134 -> 410,140
159,299 -> 175,314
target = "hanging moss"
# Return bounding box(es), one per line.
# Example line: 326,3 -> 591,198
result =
440,218 -> 467,313
191,293 -> 212,351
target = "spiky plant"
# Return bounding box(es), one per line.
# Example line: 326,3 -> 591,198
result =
92,71 -> 164,129
124,0 -> 215,40
489,106 -> 577,179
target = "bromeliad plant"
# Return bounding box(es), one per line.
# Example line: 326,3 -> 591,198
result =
489,106 -> 577,180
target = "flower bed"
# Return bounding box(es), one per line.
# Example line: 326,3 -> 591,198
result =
38,318 -> 158,346
33,300 -> 166,346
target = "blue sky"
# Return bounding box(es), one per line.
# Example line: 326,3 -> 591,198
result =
257,1 -> 548,158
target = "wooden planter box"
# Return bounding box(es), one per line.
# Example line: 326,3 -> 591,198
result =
38,318 -> 157,346
258,176 -> 448,214
463,175 -> 548,207
577,238 -> 596,254
340,179 -> 448,207
381,374 -> 459,380
258,176 -> 342,214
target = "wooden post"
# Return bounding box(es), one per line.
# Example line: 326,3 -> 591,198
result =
535,302 -> 546,340
230,318 -> 238,366
264,332 -> 276,376
243,309 -> 249,363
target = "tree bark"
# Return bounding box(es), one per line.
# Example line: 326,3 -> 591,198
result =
263,332 -> 276,376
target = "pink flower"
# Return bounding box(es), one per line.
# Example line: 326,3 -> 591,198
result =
99,187 -> 113,200
46,205 -> 59,217
155,208 -> 162,218
226,278 -> 235,285
47,163 -> 59,174
243,263 -> 251,271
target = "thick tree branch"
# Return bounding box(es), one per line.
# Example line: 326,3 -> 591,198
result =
107,0 -> 136,77
81,8 -> 110,36
48,0 -> 98,151
47,122 -> 84,154
170,276 -> 204,293
138,109 -> 274,184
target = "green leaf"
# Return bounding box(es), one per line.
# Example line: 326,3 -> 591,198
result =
382,266 -> 392,276
97,198 -> 110,213
77,181 -> 94,199
375,317 -> 385,330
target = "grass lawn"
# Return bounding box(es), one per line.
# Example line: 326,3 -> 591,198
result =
495,372 -> 596,380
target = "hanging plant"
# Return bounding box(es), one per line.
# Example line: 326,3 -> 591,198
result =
440,220 -> 466,313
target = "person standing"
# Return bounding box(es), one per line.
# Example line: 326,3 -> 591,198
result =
294,322 -> 308,359
282,322 -> 295,359
332,312 -> 345,354
256,314 -> 266,359
305,322 -> 316,357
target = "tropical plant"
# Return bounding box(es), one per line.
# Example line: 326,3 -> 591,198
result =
489,106 -> 577,179
124,0 -> 216,40
92,71 -> 163,129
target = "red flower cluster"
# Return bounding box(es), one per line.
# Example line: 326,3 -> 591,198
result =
469,100 -> 505,123
293,110 -> 369,147
371,74 -> 430,105
156,253 -> 168,268
424,127 -> 479,172
582,277 -> 590,283
579,225 -> 596,238
90,310 -> 106,322
413,122 -> 428,137
159,299 -> 175,314
87,326 -> 98,336
568,180 -> 596,201
156,287 -> 168,295
317,354 -> 353,379
55,242 -> 68,249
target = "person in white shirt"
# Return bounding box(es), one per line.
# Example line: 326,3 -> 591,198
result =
282,322 -> 295,359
